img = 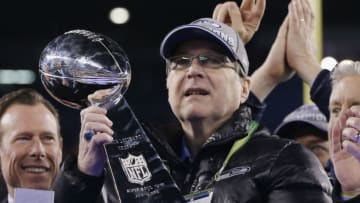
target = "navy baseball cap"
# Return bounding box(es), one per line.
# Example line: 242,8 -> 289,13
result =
160,18 -> 249,75
274,104 -> 328,140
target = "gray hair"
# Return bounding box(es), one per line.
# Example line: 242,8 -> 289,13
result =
331,60 -> 360,86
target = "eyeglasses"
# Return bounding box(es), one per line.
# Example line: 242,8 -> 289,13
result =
166,54 -> 244,76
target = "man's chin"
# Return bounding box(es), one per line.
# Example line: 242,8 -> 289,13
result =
19,177 -> 52,190
181,111 -> 208,121
21,183 -> 51,190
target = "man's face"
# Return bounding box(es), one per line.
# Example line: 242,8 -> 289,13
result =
294,135 -> 329,168
0,103 -> 62,195
166,39 -> 250,123
329,75 -> 360,139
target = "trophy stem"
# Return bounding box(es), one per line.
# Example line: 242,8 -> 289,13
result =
103,98 -> 185,203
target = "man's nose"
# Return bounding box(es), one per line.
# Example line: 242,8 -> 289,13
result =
186,58 -> 205,78
29,138 -> 46,158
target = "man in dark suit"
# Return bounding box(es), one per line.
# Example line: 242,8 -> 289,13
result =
0,89 -> 63,203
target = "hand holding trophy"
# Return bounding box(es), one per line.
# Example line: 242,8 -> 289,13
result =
39,30 -> 184,202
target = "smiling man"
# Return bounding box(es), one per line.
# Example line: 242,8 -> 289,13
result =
0,88 -> 62,203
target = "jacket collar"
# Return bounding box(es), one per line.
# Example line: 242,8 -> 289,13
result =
203,104 -> 252,147
145,105 -> 253,161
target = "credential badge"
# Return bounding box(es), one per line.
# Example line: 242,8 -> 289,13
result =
120,153 -> 152,185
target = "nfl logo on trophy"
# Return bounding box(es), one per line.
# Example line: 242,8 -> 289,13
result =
120,153 -> 152,185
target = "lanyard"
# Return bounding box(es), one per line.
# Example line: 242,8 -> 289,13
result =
214,120 -> 259,181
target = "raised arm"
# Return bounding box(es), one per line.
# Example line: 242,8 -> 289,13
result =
54,106 -> 114,203
77,106 -> 114,176
250,0 -> 319,103
250,16 -> 292,102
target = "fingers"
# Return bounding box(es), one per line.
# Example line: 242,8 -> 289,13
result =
288,0 -> 298,24
249,15 -> 290,102
239,0 -> 266,31
342,127 -> 360,144
77,131 -> 113,176
213,2 -> 238,23
331,107 -> 360,153
276,16 -> 289,38
240,0 -> 253,11
77,106 -> 114,176
330,105 -> 360,162
80,106 -> 113,132
254,0 -> 266,16
342,106 -> 360,144
212,2 -> 246,43
227,2 -> 243,26
83,123 -> 114,137
80,106 -> 114,145
285,0 -> 321,85
89,132 -> 114,147
240,0 -> 266,19
289,0 -> 313,27
330,111 -> 348,155
212,3 -> 222,20
212,0 -> 266,44
343,140 -> 360,161
80,106 -> 108,121
215,2 -> 229,23
295,0 -> 305,20
345,116 -> 360,132
288,0 -> 300,34
349,105 -> 360,117
302,0 -> 315,28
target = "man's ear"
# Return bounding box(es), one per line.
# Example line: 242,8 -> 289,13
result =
239,76 -> 251,103
166,75 -> 170,90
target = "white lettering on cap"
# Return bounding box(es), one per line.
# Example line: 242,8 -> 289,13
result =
199,20 -> 236,48
208,27 -> 235,48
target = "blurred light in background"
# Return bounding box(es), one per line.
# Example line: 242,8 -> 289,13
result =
0,69 -> 36,84
321,56 -> 338,71
109,7 -> 130,25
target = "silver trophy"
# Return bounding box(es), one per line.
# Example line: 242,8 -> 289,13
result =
39,30 -> 184,202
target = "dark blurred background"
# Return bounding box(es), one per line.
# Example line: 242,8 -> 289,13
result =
0,0 -> 359,166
